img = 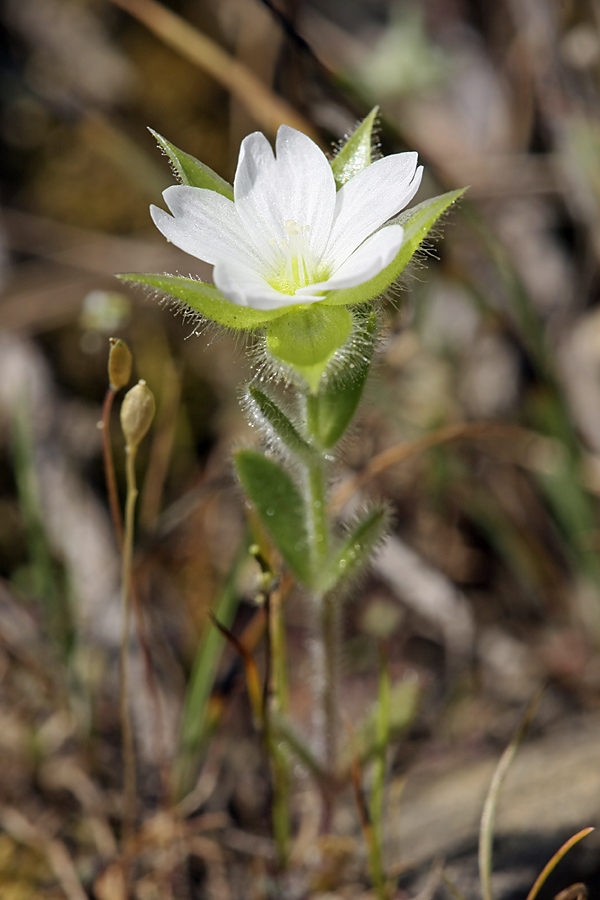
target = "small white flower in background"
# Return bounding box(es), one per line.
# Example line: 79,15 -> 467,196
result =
151,125 -> 422,312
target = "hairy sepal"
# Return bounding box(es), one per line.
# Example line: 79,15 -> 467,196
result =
117,273 -> 290,331
323,188 -> 466,307
245,385 -> 317,464
312,310 -> 377,449
234,449 -> 311,584
265,304 -> 353,393
330,107 -> 379,189
149,129 -> 234,199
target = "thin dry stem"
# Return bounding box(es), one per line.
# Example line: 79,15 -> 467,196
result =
101,386 -> 123,548
106,0 -> 317,141
119,445 -> 139,844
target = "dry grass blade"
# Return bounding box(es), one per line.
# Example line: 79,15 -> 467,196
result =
209,610 -> 265,727
525,828 -> 594,900
106,0 -> 317,140
0,807 -> 88,900
329,423 -> 548,515
478,688 -> 544,900
440,871 -> 468,900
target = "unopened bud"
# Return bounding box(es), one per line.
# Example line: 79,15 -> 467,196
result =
120,380 -> 155,449
108,337 -> 132,391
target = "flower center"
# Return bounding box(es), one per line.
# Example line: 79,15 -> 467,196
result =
267,219 -> 326,293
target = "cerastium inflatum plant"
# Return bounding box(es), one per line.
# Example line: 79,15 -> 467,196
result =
120,108 -> 464,858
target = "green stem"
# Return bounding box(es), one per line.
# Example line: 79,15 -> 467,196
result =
305,392 -> 329,567
303,392 -> 339,788
264,586 -> 291,866
369,641 -> 391,899
119,445 -> 138,843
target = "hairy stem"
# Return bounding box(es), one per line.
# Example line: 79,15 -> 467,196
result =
303,392 -> 339,785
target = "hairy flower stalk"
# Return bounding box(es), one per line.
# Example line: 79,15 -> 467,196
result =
122,109 -> 463,835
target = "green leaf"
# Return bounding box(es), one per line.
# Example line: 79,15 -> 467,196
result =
323,187 -> 466,307
331,107 -> 379,189
117,273 -> 290,331
176,539 -> 247,795
323,505 -> 389,592
266,304 -> 353,393
246,386 -> 316,463
235,450 -> 310,583
314,311 -> 376,448
149,129 -> 234,199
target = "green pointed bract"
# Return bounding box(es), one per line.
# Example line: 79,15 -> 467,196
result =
246,386 -> 316,463
149,129 -> 234,199
313,312 -> 376,448
117,273 -> 290,331
323,506 -> 389,592
235,449 -> 311,583
266,304 -> 353,393
323,188 -> 466,307
331,107 -> 379,189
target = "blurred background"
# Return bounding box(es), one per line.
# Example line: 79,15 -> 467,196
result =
1,0 -> 600,897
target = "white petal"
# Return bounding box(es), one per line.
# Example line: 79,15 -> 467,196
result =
326,154 -> 422,266
213,258 -> 325,310
151,185 -> 259,268
233,125 -> 336,265
296,224 -> 404,294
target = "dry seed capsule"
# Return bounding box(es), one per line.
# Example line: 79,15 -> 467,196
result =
120,380 -> 155,449
108,337 -> 133,391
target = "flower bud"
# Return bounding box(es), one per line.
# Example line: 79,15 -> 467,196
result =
108,337 -> 133,391
120,380 -> 155,449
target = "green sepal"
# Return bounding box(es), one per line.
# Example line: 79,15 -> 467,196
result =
117,273 -> 290,331
331,107 -> 379,189
235,449 -> 311,583
149,129 -> 234,199
266,304 -> 353,393
322,505 -> 389,592
323,188 -> 466,307
313,311 -> 377,448
246,386 -> 317,464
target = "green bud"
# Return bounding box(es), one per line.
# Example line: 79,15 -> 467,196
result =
120,380 -> 155,449
108,337 -> 133,391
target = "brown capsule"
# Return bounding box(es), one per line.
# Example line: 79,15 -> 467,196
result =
108,338 -> 133,391
120,380 -> 155,449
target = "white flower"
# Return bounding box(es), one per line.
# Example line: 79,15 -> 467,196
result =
151,125 -> 422,311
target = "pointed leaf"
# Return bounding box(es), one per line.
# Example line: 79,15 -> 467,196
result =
323,188 -> 466,307
314,311 -> 377,448
266,304 -> 353,393
150,129 -> 234,199
331,107 -> 379,189
235,450 -> 311,583
246,386 -> 317,463
323,505 -> 389,592
117,273 -> 289,331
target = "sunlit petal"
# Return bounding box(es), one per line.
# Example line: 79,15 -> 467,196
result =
326,156 -> 422,266
214,258 -> 325,310
299,225 -> 404,293
234,126 -> 336,268
151,186 -> 259,268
